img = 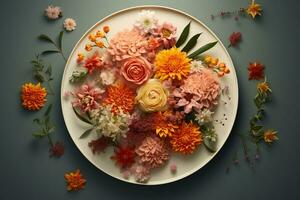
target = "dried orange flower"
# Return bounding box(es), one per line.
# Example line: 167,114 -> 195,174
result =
103,83 -> 135,114
247,0 -> 262,18
85,44 -> 92,51
170,122 -> 202,154
88,33 -> 97,42
103,26 -> 110,33
96,30 -> 105,38
65,169 -> 86,191
21,83 -> 47,110
154,47 -> 191,81
257,80 -> 271,94
263,130 -> 278,143
154,112 -> 178,137
77,53 -> 85,63
95,41 -> 105,48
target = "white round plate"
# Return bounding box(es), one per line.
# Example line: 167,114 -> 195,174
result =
61,5 -> 238,185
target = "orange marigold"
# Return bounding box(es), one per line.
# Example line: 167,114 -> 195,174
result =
170,122 -> 202,154
103,83 -> 135,114
154,47 -> 191,81
21,83 -> 47,110
154,112 -> 178,137
64,169 -> 86,191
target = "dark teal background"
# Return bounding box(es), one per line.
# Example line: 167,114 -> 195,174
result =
1,0 -> 299,199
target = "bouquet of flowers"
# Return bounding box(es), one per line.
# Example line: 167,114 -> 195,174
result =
67,10 -> 230,183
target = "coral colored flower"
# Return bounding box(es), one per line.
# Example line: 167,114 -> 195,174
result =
153,112 -> 178,137
170,122 -> 203,154
247,0 -> 262,18
21,83 -> 47,111
155,22 -> 177,49
173,89 -> 202,113
103,83 -> 135,114
88,136 -> 111,154
136,136 -> 169,169
65,169 -> 86,191
63,18 -> 77,32
248,62 -> 264,80
154,47 -> 191,81
49,142 -> 64,157
72,84 -> 104,112
84,52 -> 103,74
103,26 -> 110,33
257,80 -> 272,94
135,79 -> 168,112
263,129 -> 278,143
44,5 -> 62,20
147,37 -> 161,52
121,57 -> 152,85
229,32 -> 242,47
111,147 -> 136,168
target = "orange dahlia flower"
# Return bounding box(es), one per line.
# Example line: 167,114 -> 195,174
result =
21,83 -> 47,110
65,169 -> 86,191
170,122 -> 202,154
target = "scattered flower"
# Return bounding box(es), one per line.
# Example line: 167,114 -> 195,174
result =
257,79 -> 272,94
170,163 -> 177,174
229,32 -> 242,47
45,5 -> 62,20
248,62 -> 265,80
263,130 -> 278,143
21,83 -> 47,110
247,0 -> 262,18
111,146 -> 136,168
49,142 -> 64,157
135,10 -> 158,33
63,18 -> 77,32
65,169 -> 86,191
103,26 -> 110,33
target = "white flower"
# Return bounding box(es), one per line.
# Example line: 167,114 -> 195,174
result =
90,106 -> 131,140
45,5 -> 62,20
195,109 -> 214,125
135,10 -> 158,33
190,60 -> 205,73
63,18 -> 77,31
99,70 -> 115,86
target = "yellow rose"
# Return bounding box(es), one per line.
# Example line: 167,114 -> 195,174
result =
135,79 -> 168,112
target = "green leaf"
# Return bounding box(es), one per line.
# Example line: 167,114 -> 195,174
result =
69,71 -> 88,83
32,131 -> 46,138
33,118 -> 42,125
188,41 -> 218,59
34,73 -> 44,82
38,34 -> 55,44
79,128 -> 94,139
45,65 -> 52,76
58,31 -> 64,50
72,107 -> 93,124
44,104 -> 52,117
176,21 -> 191,47
41,50 -> 61,56
181,33 -> 202,53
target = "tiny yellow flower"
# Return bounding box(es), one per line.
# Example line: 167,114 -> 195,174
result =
77,53 -> 85,63
95,41 -> 105,48
257,81 -> 272,94
85,44 -> 92,51
88,34 -> 97,42
96,30 -> 105,38
263,129 -> 278,143
247,0 -> 262,19
103,26 -> 110,33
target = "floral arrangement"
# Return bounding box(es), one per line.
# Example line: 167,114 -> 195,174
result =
65,10 -> 231,183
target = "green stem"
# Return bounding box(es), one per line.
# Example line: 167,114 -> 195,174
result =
47,134 -> 54,147
46,80 -> 55,95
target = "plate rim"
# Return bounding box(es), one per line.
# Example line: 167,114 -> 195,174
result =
60,5 -> 239,185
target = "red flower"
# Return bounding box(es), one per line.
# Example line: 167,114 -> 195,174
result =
229,32 -> 241,47
111,147 -> 135,168
88,136 -> 111,154
248,62 -> 265,80
84,52 -> 103,74
49,142 -> 64,157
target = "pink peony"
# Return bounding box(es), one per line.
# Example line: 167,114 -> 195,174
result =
107,29 -> 148,62
84,52 -> 103,74
121,57 -> 152,85
136,136 -> 169,169
72,84 -> 104,112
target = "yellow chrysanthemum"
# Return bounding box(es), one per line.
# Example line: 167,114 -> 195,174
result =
247,0 -> 262,18
21,83 -> 47,110
154,47 -> 191,81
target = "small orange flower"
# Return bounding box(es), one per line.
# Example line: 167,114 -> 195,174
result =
257,80 -> 271,94
88,33 -> 97,42
103,26 -> 110,33
103,83 -> 135,114
77,53 -> 85,63
65,169 -> 86,191
170,122 -> 202,154
21,83 -> 47,110
153,112 -> 178,137
96,30 -> 105,38
247,0 -> 262,18
263,129 -> 278,143
95,41 -> 105,48
85,44 -> 92,51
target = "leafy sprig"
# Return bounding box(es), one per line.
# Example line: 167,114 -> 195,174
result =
69,70 -> 88,83
31,54 -> 55,95
38,31 -> 67,62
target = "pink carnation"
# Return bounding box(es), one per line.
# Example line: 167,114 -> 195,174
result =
153,22 -> 177,49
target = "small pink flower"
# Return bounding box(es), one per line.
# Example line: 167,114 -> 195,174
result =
121,57 -> 152,85
45,5 -> 62,20
229,32 -> 242,47
63,18 -> 77,32
153,22 -> 177,49
173,89 -> 202,113
170,163 -> 177,174
84,52 -> 103,74
72,84 -> 104,112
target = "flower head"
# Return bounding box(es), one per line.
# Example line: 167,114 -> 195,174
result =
172,89 -> 202,113
248,62 -> 264,80
103,26 -> 110,33
229,32 -> 242,47
111,146 -> 136,168
65,169 -> 86,191
45,5 -> 62,20
132,165 -> 150,183
21,83 -> 47,110
135,10 -> 158,33
98,69 -> 116,86
257,80 -> 272,94
195,109 -> 214,125
153,112 -> 178,137
49,142 -> 64,157
264,129 -> 278,143
190,60 -> 205,73
247,0 -> 262,18
103,83 -> 135,114
63,18 -> 77,32
154,47 -> 191,81
170,122 -> 202,154
84,52 -> 103,74
88,136 -> 111,154
136,136 -> 169,169
154,22 -> 177,49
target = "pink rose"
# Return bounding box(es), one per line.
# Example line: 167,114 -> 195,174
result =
121,57 -> 152,85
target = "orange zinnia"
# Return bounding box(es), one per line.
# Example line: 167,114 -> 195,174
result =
65,169 -> 86,191
103,83 -> 135,114
21,83 -> 47,110
247,0 -> 262,19
170,122 -> 202,154
154,112 -> 178,138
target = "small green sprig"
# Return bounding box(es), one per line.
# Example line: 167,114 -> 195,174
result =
38,31 -> 67,62
30,54 -> 54,95
69,70 -> 88,83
